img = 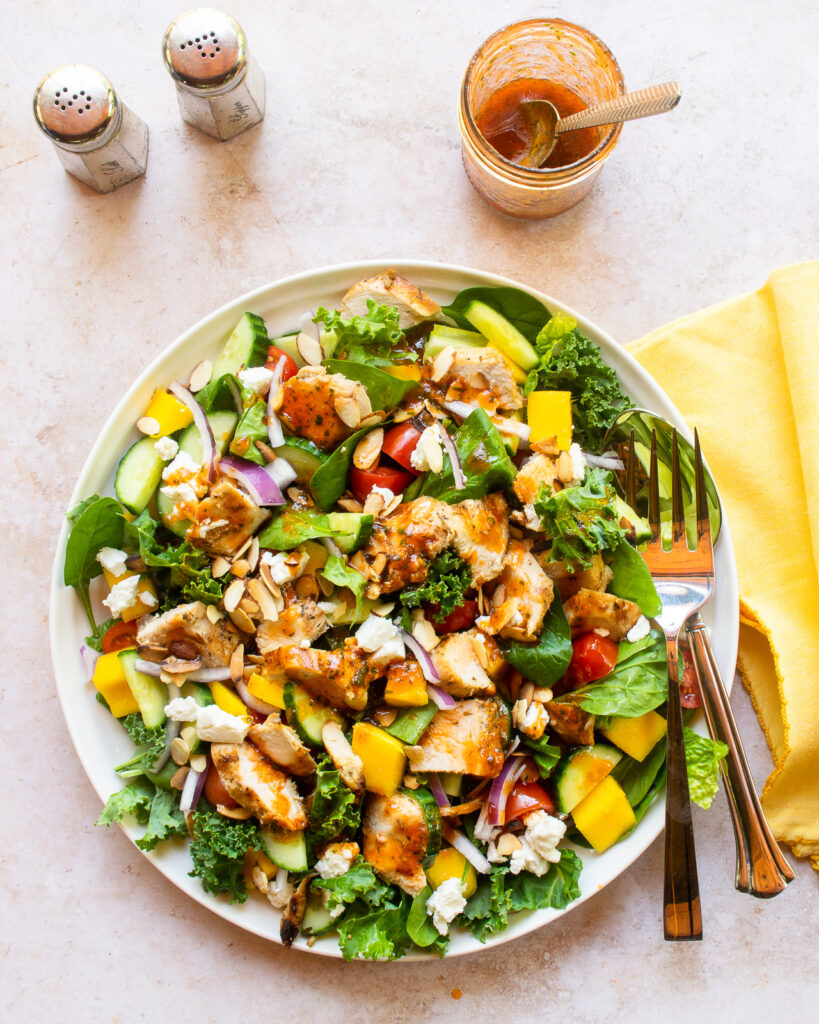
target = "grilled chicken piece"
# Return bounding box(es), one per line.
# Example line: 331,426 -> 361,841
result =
441,492 -> 509,585
280,872 -> 314,948
357,497 -> 453,595
186,479 -> 270,558
513,454 -> 560,506
563,589 -> 642,641
431,630 -> 496,698
544,699 -> 595,746
137,601 -> 240,667
280,640 -> 372,710
407,698 -> 509,777
340,270 -> 440,329
248,716 -> 317,776
279,365 -> 372,451
539,552 -> 613,601
442,348 -> 524,412
481,541 -> 555,642
210,741 -> 306,829
255,597 -> 328,653
321,721 -> 365,793
361,792 -> 431,895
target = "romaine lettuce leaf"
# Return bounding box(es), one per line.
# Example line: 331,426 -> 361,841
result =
684,727 -> 728,809
336,895 -> 413,961
314,300 -> 405,366
321,555 -> 368,617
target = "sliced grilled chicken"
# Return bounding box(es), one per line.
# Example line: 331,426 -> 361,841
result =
255,598 -> 328,653
361,792 -> 430,895
186,479 -> 270,558
407,698 -> 509,777
431,630 -> 496,698
544,699 -> 596,746
513,453 -> 561,506
563,589 -> 642,641
280,640 -> 372,710
442,348 -> 524,411
210,740 -> 306,829
321,721 -> 365,793
538,552 -> 613,601
137,600 -> 240,667
248,716 -> 317,776
481,541 -> 555,642
441,492 -> 509,586
358,497 -> 453,595
339,270 -> 440,329
279,365 -> 371,450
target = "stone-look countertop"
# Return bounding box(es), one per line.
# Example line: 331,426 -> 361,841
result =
2,1 -> 816,1020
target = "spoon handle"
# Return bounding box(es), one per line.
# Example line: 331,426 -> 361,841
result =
556,81 -> 682,134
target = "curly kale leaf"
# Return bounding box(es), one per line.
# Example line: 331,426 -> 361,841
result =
312,856 -> 393,915
115,714 -> 168,778
399,549 -> 472,625
96,778 -> 187,852
525,314 -> 631,450
309,755 -> 361,844
335,891 -> 413,961
315,300 -> 405,366
188,808 -> 260,904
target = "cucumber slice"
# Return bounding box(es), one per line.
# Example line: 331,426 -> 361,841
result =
259,826 -> 308,872
326,512 -> 373,554
115,436 -> 165,515
118,650 -> 167,728
463,300 -> 538,370
399,787 -> 442,857
179,681 -> 215,754
425,324 -> 486,359
612,495 -> 652,544
284,682 -> 346,747
385,703 -> 437,745
439,772 -> 462,798
210,312 -> 269,382
269,333 -> 304,368
274,439 -> 328,484
302,890 -> 337,936
554,742 -> 623,814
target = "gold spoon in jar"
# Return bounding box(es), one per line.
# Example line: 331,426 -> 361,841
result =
517,81 -> 682,168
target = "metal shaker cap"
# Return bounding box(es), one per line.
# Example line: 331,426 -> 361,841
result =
33,65 -> 119,146
162,8 -> 247,91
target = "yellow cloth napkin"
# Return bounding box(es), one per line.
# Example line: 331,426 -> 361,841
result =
628,261 -> 819,871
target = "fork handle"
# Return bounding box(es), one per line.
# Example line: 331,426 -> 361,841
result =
687,615 -> 795,896
663,632 -> 703,940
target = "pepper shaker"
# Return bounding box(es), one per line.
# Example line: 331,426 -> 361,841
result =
162,9 -> 265,140
32,65 -> 148,193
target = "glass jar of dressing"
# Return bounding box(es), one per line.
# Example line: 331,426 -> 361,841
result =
459,19 -> 625,219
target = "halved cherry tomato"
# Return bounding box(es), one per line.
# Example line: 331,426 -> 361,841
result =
679,645 -> 702,708
265,345 -> 298,381
101,620 -> 138,654
427,599 -> 479,634
504,780 -> 555,823
381,422 -> 423,473
349,463 -> 415,504
568,632 -> 619,685
204,760 -> 239,809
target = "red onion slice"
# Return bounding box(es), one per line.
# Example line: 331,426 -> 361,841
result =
134,657 -> 162,677
426,683 -> 457,710
220,455 -> 285,507
80,644 -> 100,678
299,310 -> 321,344
583,451 -> 625,471
267,457 -> 297,490
427,773 -> 451,808
487,755 -> 528,826
179,766 -> 206,814
266,356 -> 286,448
442,823 -> 491,874
234,675 -> 276,716
169,381 -> 217,482
186,665 -> 233,683
439,428 -> 466,490
151,712 -> 181,773
399,629 -> 440,683
444,400 -> 531,442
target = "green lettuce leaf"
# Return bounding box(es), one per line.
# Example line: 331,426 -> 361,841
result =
503,597 -> 573,686
611,735 -> 668,807
399,549 -> 472,624
336,895 -> 413,961
506,849 -> 583,911
571,631 -> 668,718
115,714 -> 168,778
188,807 -> 260,904
684,727 -> 728,809
230,398 -> 267,465
521,734 -> 562,778
309,755 -> 361,844
607,540 -> 662,618
315,300 -> 405,366
311,856 -> 392,914
321,555 -> 368,617
441,286 -> 551,342
458,866 -> 514,942
97,779 -> 187,852
405,885 -> 449,955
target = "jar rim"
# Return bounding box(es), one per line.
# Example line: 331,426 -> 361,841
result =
460,17 -> 625,183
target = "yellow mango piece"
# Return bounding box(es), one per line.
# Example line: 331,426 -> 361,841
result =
351,722 -> 406,797
385,364 -> 422,382
101,569 -> 158,623
92,651 -> 140,717
601,711 -> 668,762
211,680 -> 251,720
384,663 -> 429,708
247,672 -> 286,711
527,391 -> 573,451
143,389 -> 193,437
487,343 -> 527,384
425,848 -> 477,899
571,776 -> 636,853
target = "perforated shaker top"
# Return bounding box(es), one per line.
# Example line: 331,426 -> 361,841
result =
162,8 -> 247,89
33,65 -> 118,145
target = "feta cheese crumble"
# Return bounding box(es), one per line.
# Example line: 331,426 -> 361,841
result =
568,443 -> 587,486
508,811 -> 567,876
410,424 -> 444,473
102,576 -> 141,616
425,878 -> 467,935
267,871 -> 293,909
238,366 -> 275,396
162,450 -> 200,481
626,615 -> 651,643
140,590 -> 158,610
355,613 -> 405,668
315,843 -> 357,880
160,481 -> 198,505
96,546 -> 129,578
370,485 -> 396,504
261,550 -> 308,585
164,697 -> 250,743
153,435 -> 179,461
164,696 -> 202,722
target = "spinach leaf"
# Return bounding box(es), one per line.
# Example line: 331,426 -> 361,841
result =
321,554 -> 368,617
503,598 -> 573,686
684,727 -> 728,809
521,734 -> 562,778
96,777 -> 154,826
257,507 -> 372,550
188,806 -> 260,904
315,299 -> 405,366
399,549 -> 472,624
336,894 -> 413,961
229,398 -> 267,465
406,885 -> 445,949
85,619 -> 116,653
414,409 -> 515,504
135,788 -> 187,851
310,423 -> 387,510
506,849 -> 583,911
323,359 -> 417,411
64,495 -> 125,635
384,702 -> 438,744
611,736 -> 667,807
607,540 -> 661,618
196,373 -> 247,415
442,286 -> 551,342
458,866 -> 514,943
631,764 -> 667,824
571,630 -> 667,718
309,754 -> 361,843
311,856 -> 392,914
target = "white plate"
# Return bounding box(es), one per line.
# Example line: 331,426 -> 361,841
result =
49,260 -> 739,959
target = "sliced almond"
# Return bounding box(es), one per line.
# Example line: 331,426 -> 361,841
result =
161,656 -> 203,674
136,416 -> 160,436
360,411 -> 386,428
211,556 -> 232,579
223,578 -> 245,613
371,552 -> 388,576
229,606 -> 256,634
286,486 -> 302,502
492,584 -> 507,607
365,583 -> 381,600
471,634 -> 489,670
296,331 -> 323,366
470,370 -> 489,390
336,497 -> 364,513
520,681 -> 535,706
354,386 -> 373,418
233,535 -> 254,561
230,643 -> 245,684
349,550 -> 372,578
363,490 -> 386,516
247,578 -> 280,622
402,774 -> 420,790
255,439 -> 277,462
496,833 -> 523,856
189,359 -> 213,393
353,428 -> 384,471
217,804 -> 253,820
372,602 -> 395,617
239,596 -> 260,617
294,574 -> 320,600
189,753 -> 207,774
180,725 -> 198,747
431,345 -> 455,383
532,686 -> 553,704
205,603 -> 224,624
230,558 -> 251,578
251,866 -> 269,895
259,564 -> 284,608
171,738 -> 190,766
383,493 -> 403,516
411,612 -> 440,652
334,396 -> 361,429
159,670 -> 177,686
137,644 -> 167,663
317,574 -> 334,597
170,766 -> 190,791
556,451 -> 575,484
247,537 -> 260,574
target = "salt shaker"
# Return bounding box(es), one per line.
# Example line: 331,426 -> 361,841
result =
32,65 -> 148,193
162,9 -> 265,140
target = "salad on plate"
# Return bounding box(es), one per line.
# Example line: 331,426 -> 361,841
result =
64,270 -> 727,960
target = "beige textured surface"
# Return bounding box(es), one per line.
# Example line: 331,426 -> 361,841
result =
1,1 -> 817,1020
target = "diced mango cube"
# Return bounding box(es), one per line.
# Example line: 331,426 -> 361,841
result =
527,391 -> 573,451
385,364 -> 422,382
92,651 -> 140,717
143,389 -> 193,437
571,776 -> 636,853
601,711 -> 668,762
352,722 -> 406,797
211,680 -> 251,720
384,663 -> 429,708
425,848 -> 477,898
247,672 -> 286,711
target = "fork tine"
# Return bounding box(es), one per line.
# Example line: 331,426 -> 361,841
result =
648,430 -> 661,540
625,428 -> 637,506
693,429 -> 709,531
670,429 -> 686,546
